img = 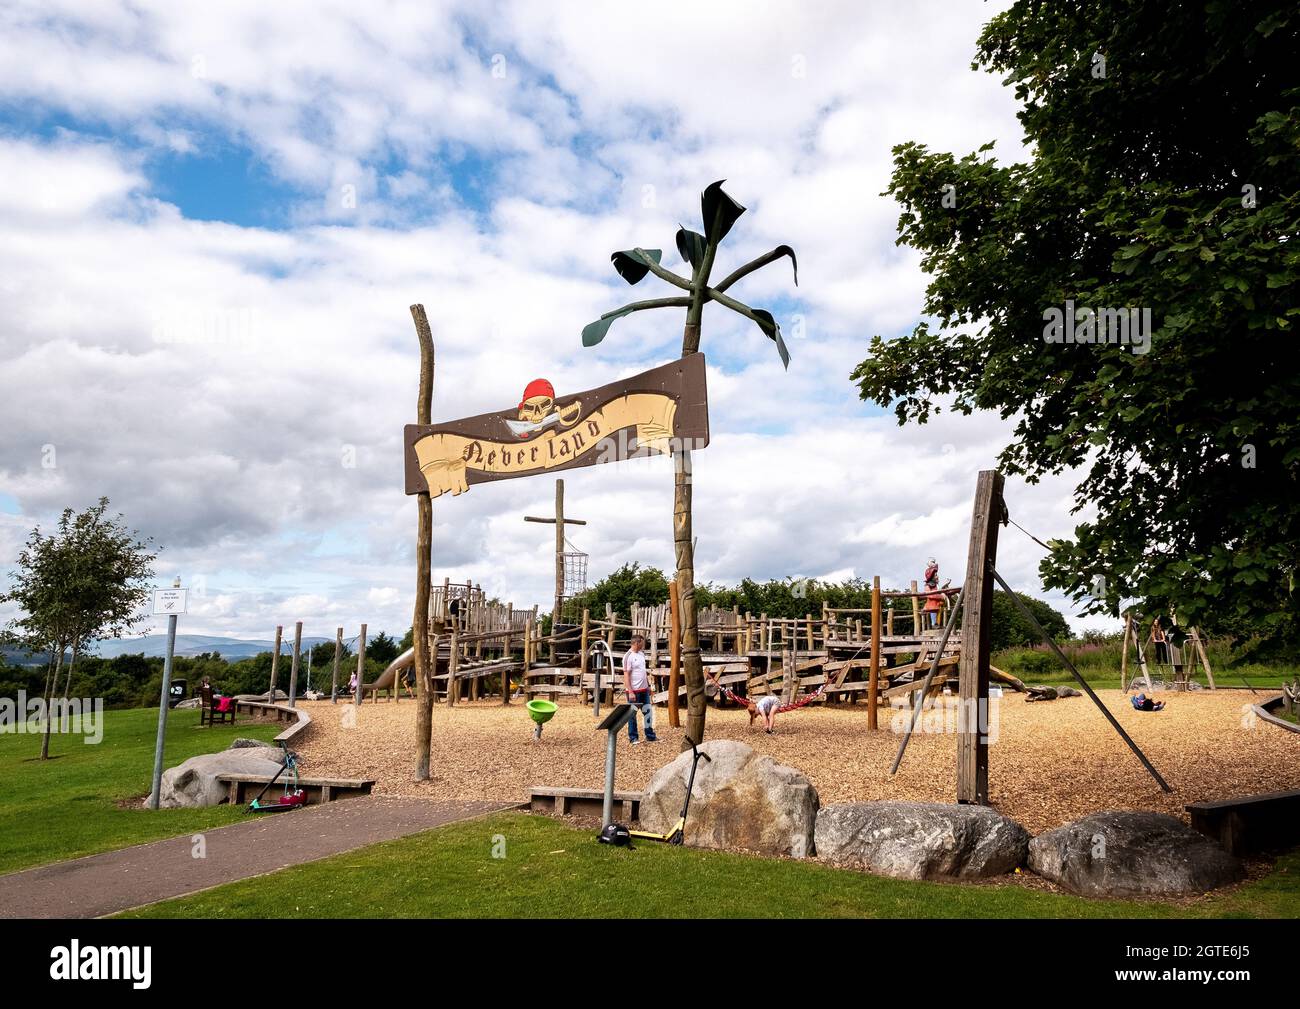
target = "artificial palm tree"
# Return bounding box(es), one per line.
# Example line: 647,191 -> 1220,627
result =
582,180 -> 797,747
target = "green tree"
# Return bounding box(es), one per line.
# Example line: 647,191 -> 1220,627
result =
366,631 -> 400,666
851,2 -> 1300,646
988,591 -> 1071,652
1,498 -> 155,757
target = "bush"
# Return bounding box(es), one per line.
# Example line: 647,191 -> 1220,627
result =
993,647 -> 1063,677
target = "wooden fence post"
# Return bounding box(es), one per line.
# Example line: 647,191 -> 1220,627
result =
869,576 -> 882,729
957,470 -> 1003,804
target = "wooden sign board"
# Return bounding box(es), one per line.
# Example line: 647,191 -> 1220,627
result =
404,353 -> 709,499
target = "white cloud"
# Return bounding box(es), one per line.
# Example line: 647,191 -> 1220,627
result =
0,2 -> 1110,642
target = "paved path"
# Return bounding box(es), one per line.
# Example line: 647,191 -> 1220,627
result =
0,797 -> 509,918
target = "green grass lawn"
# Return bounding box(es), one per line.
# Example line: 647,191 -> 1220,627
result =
119,811 -> 1300,919
0,706 -> 280,875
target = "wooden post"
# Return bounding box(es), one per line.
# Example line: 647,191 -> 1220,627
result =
353,623 -> 367,706
580,608 -> 591,696
869,577 -> 882,730
524,479 -> 587,664
668,580 -> 682,727
268,624 -> 282,700
288,621 -> 302,708
957,470 -> 1003,805
910,580 -> 921,635
330,626 -> 343,702
1119,614 -> 1133,692
448,628 -> 459,706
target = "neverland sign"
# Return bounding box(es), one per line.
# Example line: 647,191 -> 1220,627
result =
404,353 -> 709,499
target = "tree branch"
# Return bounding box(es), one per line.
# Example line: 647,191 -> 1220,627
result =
598,296 -> 692,320
633,248 -> 694,293
713,246 -> 796,293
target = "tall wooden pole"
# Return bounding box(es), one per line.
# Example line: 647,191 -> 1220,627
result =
288,621 -> 302,708
410,304 -> 436,780
524,479 -> 586,664
956,470 -> 1003,805
268,624 -> 282,699
868,576 -> 881,730
353,623 -> 367,706
331,626 -> 343,702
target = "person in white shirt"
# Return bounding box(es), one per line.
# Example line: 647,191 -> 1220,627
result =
622,634 -> 657,744
748,694 -> 780,733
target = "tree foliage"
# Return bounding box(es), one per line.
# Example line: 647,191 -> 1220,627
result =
850,2 -> 1300,645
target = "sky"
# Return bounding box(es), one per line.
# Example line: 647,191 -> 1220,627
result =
0,0 -> 1102,643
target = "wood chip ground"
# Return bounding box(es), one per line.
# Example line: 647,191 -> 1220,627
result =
295,691 -> 1298,833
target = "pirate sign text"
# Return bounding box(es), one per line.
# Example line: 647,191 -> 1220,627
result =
404,354 -> 709,499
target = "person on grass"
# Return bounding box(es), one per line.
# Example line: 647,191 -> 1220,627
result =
748,693 -> 781,734
623,634 -> 658,744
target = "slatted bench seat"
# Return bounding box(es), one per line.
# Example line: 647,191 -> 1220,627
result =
1186,788 -> 1300,855
529,786 -> 641,821
216,773 -> 376,806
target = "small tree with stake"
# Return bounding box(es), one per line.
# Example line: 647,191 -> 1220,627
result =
581,180 -> 797,748
1,498 -> 154,759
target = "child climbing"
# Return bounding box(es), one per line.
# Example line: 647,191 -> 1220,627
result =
748,694 -> 781,733
923,556 -> 944,628
623,634 -> 657,744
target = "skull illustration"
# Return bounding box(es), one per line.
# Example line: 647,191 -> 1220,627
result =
517,378 -> 556,425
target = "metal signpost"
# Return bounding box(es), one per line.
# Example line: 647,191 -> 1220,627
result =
148,578 -> 187,810
595,703 -> 636,828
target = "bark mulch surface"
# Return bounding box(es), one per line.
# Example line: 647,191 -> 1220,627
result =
298,690 -> 1298,833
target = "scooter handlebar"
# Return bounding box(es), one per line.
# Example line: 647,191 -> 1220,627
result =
683,736 -> 711,762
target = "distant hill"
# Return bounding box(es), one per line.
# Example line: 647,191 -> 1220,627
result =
3,635 -> 335,665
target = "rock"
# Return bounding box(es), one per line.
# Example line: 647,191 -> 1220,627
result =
1058,686 -> 1082,697
1029,811 -> 1244,896
816,802 -> 1029,880
158,748 -> 285,808
639,740 -> 818,857
174,698 -> 201,709
228,737 -> 278,750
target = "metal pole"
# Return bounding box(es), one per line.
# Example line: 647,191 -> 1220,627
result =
602,728 -> 617,828
992,568 -> 1171,793
890,587 -> 964,775
148,578 -> 181,810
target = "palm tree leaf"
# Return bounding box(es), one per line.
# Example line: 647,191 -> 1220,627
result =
751,309 -> 791,369
774,244 -> 799,286
610,249 -> 662,285
676,227 -> 707,272
701,180 -> 745,245
581,306 -> 636,347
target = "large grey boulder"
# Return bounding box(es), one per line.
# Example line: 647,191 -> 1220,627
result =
639,740 -> 818,857
158,746 -> 285,808
1029,811 -> 1244,896
816,802 -> 1029,880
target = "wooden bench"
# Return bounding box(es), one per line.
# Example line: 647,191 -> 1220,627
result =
199,684 -> 235,727
216,773 -> 376,806
529,786 -> 641,822
1186,788 -> 1300,855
